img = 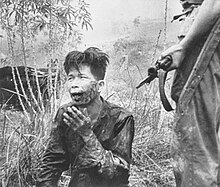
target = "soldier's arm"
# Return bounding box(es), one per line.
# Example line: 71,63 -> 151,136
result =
161,0 -> 220,71
180,0 -> 220,50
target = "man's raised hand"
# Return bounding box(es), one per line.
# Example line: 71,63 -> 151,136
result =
62,106 -> 91,132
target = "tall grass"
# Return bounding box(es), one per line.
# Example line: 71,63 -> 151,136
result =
0,64 -> 176,187
0,111 -> 48,187
0,64 -> 62,187
105,58 -> 176,186
129,88 -> 175,187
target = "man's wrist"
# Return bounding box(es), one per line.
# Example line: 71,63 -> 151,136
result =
77,125 -> 94,142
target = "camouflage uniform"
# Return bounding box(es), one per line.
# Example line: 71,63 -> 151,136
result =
171,1 -> 220,186
36,98 -> 134,187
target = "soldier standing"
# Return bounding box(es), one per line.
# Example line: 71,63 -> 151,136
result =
159,0 -> 220,186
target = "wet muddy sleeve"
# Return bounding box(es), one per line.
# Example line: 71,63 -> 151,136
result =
76,115 -> 134,183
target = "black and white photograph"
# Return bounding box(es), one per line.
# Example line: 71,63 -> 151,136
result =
0,0 -> 220,186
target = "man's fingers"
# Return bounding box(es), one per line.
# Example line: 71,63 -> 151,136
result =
63,112 -> 79,129
66,106 -> 82,120
62,106 -> 91,130
71,106 -> 89,121
63,118 -> 77,131
63,112 -> 75,122
63,118 -> 71,126
64,105 -> 88,121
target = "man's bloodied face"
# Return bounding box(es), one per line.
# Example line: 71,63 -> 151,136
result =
66,64 -> 103,107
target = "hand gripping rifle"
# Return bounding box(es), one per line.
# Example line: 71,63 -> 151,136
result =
136,55 -> 174,112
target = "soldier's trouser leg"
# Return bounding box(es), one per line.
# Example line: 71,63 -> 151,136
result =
172,45 -> 220,187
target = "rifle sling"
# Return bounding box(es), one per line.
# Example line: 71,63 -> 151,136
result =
178,17 -> 220,114
158,69 -> 174,111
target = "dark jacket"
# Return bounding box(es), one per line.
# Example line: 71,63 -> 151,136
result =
179,0 -> 203,9
36,98 -> 135,187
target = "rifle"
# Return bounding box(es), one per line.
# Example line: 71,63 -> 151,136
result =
136,55 -> 174,111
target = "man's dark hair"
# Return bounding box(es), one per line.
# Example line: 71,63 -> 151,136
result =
64,47 -> 109,80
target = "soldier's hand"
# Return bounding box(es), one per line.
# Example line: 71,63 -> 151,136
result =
62,106 -> 91,132
159,44 -> 186,71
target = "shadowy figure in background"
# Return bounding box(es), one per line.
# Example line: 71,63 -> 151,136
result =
36,47 -> 134,187
159,0 -> 220,186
